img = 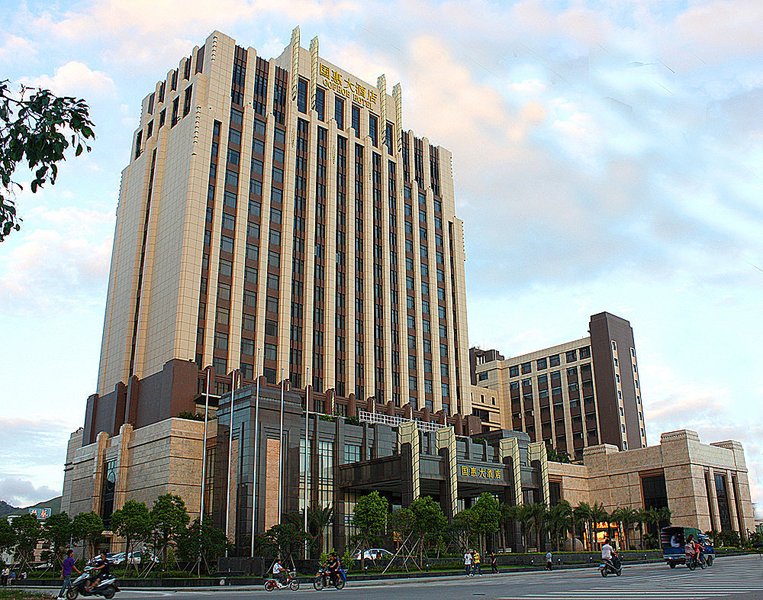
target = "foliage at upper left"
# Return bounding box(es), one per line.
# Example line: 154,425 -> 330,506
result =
0,80 -> 95,242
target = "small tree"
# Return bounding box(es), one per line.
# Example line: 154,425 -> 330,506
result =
352,491 -> 389,570
42,512 -> 73,568
176,519 -> 228,572
0,518 -> 16,557
150,494 -> 190,565
111,500 -> 151,571
0,80 -> 95,241
72,512 -> 104,559
451,507 -> 476,550
12,513 -> 40,569
262,523 -> 306,564
470,493 -> 501,552
409,496 -> 447,559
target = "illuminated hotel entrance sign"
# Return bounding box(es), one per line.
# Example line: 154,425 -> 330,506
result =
460,465 -> 503,481
320,63 -> 378,110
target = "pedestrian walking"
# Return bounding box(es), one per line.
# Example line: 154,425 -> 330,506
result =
57,549 -> 81,600
463,549 -> 473,576
473,550 -> 482,575
545,551 -> 553,571
1,566 -> 9,586
490,552 -> 498,574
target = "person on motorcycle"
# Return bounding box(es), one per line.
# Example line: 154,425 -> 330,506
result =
601,537 -> 616,570
327,552 -> 340,586
85,551 -> 111,592
272,558 -> 287,587
685,534 -> 697,567
693,537 -> 704,567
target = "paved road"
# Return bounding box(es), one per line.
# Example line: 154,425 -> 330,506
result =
116,554 -> 763,599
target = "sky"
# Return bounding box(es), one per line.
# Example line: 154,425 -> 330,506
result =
0,0 -> 760,516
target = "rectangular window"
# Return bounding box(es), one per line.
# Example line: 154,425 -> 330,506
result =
352,105 -> 361,135
369,114 -> 378,146
316,87 -> 325,120
221,235 -> 234,253
297,78 -> 308,113
222,213 -> 235,231
335,96 -> 345,129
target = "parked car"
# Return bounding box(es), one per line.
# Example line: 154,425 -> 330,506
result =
353,548 -> 393,561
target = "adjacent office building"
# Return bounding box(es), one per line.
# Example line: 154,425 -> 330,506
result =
471,312 -> 647,459
94,27 -> 471,429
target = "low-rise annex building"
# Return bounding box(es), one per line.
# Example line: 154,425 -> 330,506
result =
548,429 -> 754,541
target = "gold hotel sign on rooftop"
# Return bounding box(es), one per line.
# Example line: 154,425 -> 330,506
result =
320,63 -> 378,109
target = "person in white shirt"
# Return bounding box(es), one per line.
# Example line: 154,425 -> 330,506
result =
463,550 -> 473,576
601,538 -> 616,568
545,551 -> 553,571
272,559 -> 287,586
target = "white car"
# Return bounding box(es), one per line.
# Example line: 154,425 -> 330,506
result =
353,548 -> 394,561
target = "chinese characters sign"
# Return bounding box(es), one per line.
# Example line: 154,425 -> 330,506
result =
460,465 -> 503,481
29,507 -> 51,519
320,64 -> 378,110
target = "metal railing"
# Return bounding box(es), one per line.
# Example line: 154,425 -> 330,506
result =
357,409 -> 447,432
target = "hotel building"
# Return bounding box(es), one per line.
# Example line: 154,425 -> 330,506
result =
471,312 -> 647,459
94,27 -> 471,430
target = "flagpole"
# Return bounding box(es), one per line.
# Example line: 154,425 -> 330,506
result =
303,368 -> 310,559
199,367 -> 211,527
225,369 -> 237,556
277,368 -> 285,523
250,349 -> 260,558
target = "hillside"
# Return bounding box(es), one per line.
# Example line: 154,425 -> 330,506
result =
0,496 -> 62,518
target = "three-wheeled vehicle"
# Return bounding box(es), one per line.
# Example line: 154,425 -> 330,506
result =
661,526 -> 715,568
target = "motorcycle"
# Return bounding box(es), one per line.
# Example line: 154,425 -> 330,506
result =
686,554 -> 706,571
599,555 -> 622,577
66,568 -> 120,599
313,566 -> 346,591
264,569 -> 299,591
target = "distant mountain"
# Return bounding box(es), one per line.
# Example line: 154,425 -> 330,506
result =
0,500 -> 16,518
0,496 -> 62,518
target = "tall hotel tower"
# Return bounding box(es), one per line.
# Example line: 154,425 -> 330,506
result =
96,29 -> 471,419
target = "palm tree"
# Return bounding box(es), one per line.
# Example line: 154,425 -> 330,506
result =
634,508 -> 648,549
512,504 -> 533,552
622,508 -> 641,550
547,501 -> 572,551
610,507 -> 627,550
590,503 -> 609,550
574,502 -> 593,550
307,506 -> 334,556
499,503 -> 515,551
528,503 -> 548,550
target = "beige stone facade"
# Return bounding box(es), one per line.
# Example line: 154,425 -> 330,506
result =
61,418 -> 208,530
547,430 -> 755,535
96,29 -> 471,416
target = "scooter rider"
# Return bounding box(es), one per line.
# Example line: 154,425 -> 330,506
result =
327,552 -> 340,586
85,552 -> 111,592
601,537 -> 616,570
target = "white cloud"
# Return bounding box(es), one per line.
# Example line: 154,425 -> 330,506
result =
20,61 -> 116,98
0,478 -> 59,508
0,205 -> 114,315
0,33 -> 36,63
